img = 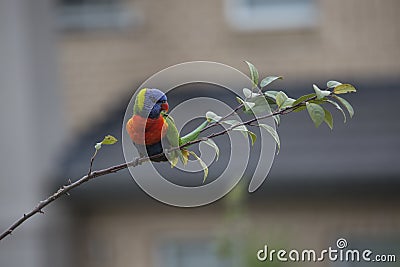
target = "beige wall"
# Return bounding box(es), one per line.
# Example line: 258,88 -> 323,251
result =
73,197 -> 400,267
0,1 -> 68,267
58,0 -> 400,134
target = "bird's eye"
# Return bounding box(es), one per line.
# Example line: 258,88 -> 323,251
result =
157,100 -> 167,104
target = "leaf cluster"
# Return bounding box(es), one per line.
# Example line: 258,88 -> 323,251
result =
243,62 -> 356,129
198,62 -> 357,180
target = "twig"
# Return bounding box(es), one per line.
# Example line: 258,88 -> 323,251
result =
87,149 -> 98,175
0,95 -> 315,241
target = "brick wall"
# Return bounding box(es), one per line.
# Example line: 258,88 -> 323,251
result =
58,0 -> 400,133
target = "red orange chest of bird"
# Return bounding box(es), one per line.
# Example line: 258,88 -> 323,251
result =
126,114 -> 168,145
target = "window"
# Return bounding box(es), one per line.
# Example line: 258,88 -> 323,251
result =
56,0 -> 141,31
154,238 -> 233,267
225,0 -> 318,31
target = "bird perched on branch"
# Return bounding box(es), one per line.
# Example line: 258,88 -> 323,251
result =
126,88 -> 208,165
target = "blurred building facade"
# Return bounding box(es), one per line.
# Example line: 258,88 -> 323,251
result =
57,0 -> 400,134
1,0 -> 399,267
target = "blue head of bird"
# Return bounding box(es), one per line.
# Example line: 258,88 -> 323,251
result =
134,88 -> 169,119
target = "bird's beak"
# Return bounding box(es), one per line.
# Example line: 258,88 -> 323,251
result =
161,102 -> 169,112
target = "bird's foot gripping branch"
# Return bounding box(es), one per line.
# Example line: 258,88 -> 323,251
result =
0,62 -> 357,241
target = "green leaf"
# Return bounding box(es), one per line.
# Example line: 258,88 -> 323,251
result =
280,98 -> 295,109
96,134 -> 118,150
248,131 -> 257,146
232,125 -> 253,141
243,88 -> 252,98
180,120 -> 209,145
313,84 -> 331,100
180,149 -> 189,166
293,105 -> 307,112
264,97 -> 276,105
306,102 -> 325,128
236,96 -> 245,105
206,111 -> 222,122
264,91 -> 278,105
232,125 -> 248,138
259,124 -> 280,154
233,125 -> 248,131
169,152 -> 179,168
327,80 -> 342,88
101,135 -> 118,145
203,138 -> 219,161
189,151 -> 209,183
247,95 -> 272,115
333,84 -> 357,94
332,95 -> 354,118
326,99 -> 347,123
243,88 -> 258,99
245,61 -> 259,88
273,115 -> 280,126
222,119 -> 241,126
275,91 -> 288,108
323,108 -> 333,130
260,76 -> 283,88
243,101 -> 256,111
292,93 -> 316,106
264,90 -> 279,100
309,99 -> 326,105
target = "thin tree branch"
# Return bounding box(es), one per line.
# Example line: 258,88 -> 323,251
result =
87,149 -> 98,176
0,94 -> 316,241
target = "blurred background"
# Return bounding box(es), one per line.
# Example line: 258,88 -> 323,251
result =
0,0 -> 399,266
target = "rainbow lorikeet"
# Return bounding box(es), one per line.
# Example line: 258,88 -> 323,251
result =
126,88 -> 208,164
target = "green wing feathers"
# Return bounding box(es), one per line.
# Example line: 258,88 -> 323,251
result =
162,113 -> 209,166
163,114 -> 180,147
162,113 -> 182,167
